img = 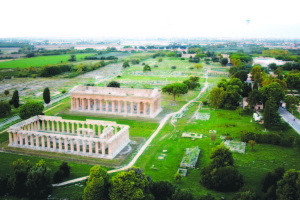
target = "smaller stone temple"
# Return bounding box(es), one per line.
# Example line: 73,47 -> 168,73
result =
7,116 -> 130,159
70,86 -> 162,118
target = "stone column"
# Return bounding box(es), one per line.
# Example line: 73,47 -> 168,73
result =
131,102 -> 134,114
57,121 -> 60,132
9,132 -> 12,144
67,122 -> 70,133
150,103 -> 153,116
19,133 -> 23,146
118,101 -> 121,113
82,140 -> 86,154
62,121 -> 64,132
47,121 -> 50,131
53,137 -> 56,150
72,123 -> 75,134
88,98 -> 91,111
106,100 -> 109,112
47,136 -> 50,149
24,134 -> 28,146
144,102 -> 147,115
98,125 -> 101,135
100,99 -> 103,112
59,138 -> 62,151
111,100 -> 115,113
77,140 -> 80,153
42,120 -> 45,130
124,101 -> 127,114
137,102 -> 140,115
95,142 -> 98,155
70,139 -> 74,152
102,142 -> 105,156
36,135 -> 39,148
108,143 -> 112,157
82,98 -> 85,110
41,136 -> 45,148
94,99 -> 97,112
30,135 -> 34,147
37,120 -> 40,130
89,141 -> 92,155
64,138 -> 68,152
52,121 -> 55,132
71,98 -> 73,110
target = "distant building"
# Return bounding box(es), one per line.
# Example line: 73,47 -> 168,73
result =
253,57 -> 286,67
243,97 -> 263,110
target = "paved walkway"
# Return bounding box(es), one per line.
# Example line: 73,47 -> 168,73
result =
52,77 -> 209,187
278,107 -> 300,135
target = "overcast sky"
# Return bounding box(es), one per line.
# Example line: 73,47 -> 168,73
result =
1,0 -> 300,39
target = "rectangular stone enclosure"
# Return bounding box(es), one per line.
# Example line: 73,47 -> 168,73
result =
70,86 -> 162,118
8,116 -> 130,159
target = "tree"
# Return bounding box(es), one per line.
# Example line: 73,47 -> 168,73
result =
199,194 -> 215,200
151,181 -> 176,200
19,101 -> 44,120
143,64 -> 151,72
259,82 -> 285,107
4,90 -> 9,96
285,95 -> 299,113
221,58 -> 228,66
122,60 -> 130,68
247,90 -> 261,108
107,81 -> 120,88
209,87 -> 226,109
241,83 -> 252,97
9,159 -> 33,197
172,189 -> 194,200
83,166 -> 109,200
232,190 -> 258,200
262,167 -> 285,193
11,90 -> 19,108
248,140 -> 256,151
68,54 -> 76,62
158,58 -> 163,62
210,144 -> 234,168
43,87 -> 50,104
233,70 -> 248,82
110,167 -> 150,200
210,134 -> 216,144
276,169 -> 300,200
274,67 -> 282,75
0,101 -> 11,117
162,83 -> 188,101
264,100 -> 271,129
253,80 -> 259,90
268,63 -> 278,70
229,66 -> 238,75
174,172 -> 182,182
25,160 -> 52,199
194,63 -> 203,70
59,162 -> 70,178
53,169 -> 64,183
171,66 -> 176,70
285,73 -> 300,93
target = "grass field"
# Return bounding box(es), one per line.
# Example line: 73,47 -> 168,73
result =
0,53 -> 95,69
134,102 -> 300,199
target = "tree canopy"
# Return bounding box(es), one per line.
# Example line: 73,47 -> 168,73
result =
43,87 -> 50,104
162,83 -> 188,101
19,101 -> 44,120
107,81 -> 120,88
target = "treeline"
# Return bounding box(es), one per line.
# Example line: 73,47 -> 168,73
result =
84,55 -> 118,60
0,42 -> 29,48
13,60 -> 115,78
152,51 -> 182,58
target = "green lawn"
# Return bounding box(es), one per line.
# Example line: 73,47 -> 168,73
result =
0,53 -> 95,68
134,102 -> 300,199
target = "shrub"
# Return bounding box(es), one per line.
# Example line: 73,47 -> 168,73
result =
171,66 -> 176,70
142,63 -> 145,65
189,67 -> 194,70
31,74 -> 37,78
158,58 -> 163,62
0,101 -> 11,117
19,101 -> 44,120
59,162 -> 71,178
53,170 -> 64,183
154,65 -> 158,68
61,90 -> 67,94
241,132 -> 256,143
181,58 -> 185,60
107,81 -> 120,88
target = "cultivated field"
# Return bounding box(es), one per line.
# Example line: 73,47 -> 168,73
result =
0,53 -> 95,68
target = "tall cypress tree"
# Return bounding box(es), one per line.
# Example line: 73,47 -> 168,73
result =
12,90 -> 19,108
264,100 -> 271,129
253,80 -> 259,90
43,87 -> 50,104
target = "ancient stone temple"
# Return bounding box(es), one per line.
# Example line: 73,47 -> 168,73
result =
70,86 -> 162,118
8,116 -> 130,159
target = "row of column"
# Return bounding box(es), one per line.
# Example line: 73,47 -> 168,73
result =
9,132 -> 113,157
71,97 -> 161,117
21,119 -> 119,138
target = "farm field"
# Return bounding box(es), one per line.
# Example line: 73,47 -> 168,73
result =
0,53 -> 95,68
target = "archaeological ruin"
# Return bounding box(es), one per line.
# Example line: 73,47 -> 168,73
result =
70,86 -> 162,118
7,115 -> 130,159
